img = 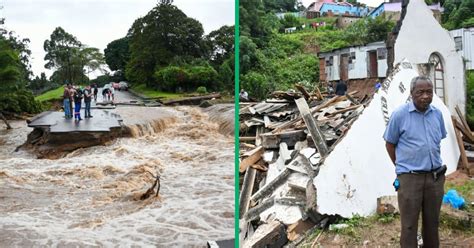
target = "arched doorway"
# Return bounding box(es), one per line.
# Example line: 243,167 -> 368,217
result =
429,53 -> 445,103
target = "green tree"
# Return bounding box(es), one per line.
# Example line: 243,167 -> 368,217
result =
0,39 -> 41,121
126,3 -> 205,87
43,27 -> 82,84
263,0 -> 304,12
204,25 -> 235,67
104,37 -> 130,73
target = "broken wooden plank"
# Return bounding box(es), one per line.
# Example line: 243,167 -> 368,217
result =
345,93 -> 360,105
240,146 -> 264,173
455,105 -> 472,134
240,167 -> 257,216
287,219 -> 316,242
260,130 -> 306,149
295,98 -> 329,157
244,220 -> 288,248
453,117 -> 474,143
251,168 -> 291,202
240,136 -> 256,142
295,83 -> 311,100
327,104 -> 361,117
453,117 -> 469,170
244,196 -> 275,222
334,105 -> 364,131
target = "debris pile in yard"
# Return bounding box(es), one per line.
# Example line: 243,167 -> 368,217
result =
239,84 -> 371,247
451,105 -> 474,176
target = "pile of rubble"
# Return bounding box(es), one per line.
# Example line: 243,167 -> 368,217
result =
451,106 -> 474,176
239,85 -> 371,247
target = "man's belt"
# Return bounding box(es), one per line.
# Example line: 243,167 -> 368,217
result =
408,165 -> 447,181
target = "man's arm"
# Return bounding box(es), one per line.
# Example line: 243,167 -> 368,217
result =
385,142 -> 396,166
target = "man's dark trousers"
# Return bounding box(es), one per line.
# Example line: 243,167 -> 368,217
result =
398,173 -> 445,248
84,101 -> 91,117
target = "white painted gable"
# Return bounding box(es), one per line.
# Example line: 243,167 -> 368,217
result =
394,0 -> 465,115
313,60 -> 460,218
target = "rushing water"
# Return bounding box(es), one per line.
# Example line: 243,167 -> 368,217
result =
0,106 -> 234,247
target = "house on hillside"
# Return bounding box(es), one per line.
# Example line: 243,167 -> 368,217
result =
316,0 -> 464,114
306,0 -> 369,18
318,41 -> 387,82
449,27 -> 474,70
368,0 -> 444,23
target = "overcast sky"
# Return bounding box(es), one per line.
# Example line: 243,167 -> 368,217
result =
1,0 -> 235,78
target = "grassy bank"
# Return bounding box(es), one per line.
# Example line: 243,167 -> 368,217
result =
35,86 -> 64,102
131,84 -> 184,100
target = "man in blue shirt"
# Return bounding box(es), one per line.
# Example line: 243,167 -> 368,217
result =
383,76 -> 447,248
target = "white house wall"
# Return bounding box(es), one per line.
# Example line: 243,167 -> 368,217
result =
394,0 -> 465,115
450,28 -> 474,70
313,60 -> 460,217
348,48 -> 369,79
378,58 -> 388,77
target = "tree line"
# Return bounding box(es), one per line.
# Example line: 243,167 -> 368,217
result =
0,0 -> 234,116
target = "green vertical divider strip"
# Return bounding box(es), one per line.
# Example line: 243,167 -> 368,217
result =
234,0 -> 240,247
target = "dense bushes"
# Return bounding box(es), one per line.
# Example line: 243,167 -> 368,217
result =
0,90 -> 43,114
153,64 -> 218,92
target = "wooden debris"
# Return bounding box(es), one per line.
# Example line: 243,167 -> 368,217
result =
244,220 -> 288,248
452,116 -> 469,170
287,219 -> 316,242
295,83 -> 311,100
376,195 -> 399,214
251,168 -> 291,203
240,167 -> 257,216
295,98 -> 329,157
240,146 -> 264,173
239,85 -> 367,246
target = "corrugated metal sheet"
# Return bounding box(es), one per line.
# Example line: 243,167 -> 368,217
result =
449,28 -> 474,70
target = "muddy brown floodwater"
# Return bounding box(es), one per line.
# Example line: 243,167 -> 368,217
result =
0,105 -> 234,247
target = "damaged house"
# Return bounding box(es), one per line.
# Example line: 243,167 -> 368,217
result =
239,0 -> 467,246
319,41 -> 388,82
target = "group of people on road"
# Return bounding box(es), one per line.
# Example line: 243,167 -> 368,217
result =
63,83 -> 98,121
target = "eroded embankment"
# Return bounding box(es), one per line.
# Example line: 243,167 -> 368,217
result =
0,106 -> 234,247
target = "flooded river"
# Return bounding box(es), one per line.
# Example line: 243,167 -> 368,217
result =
0,105 -> 234,247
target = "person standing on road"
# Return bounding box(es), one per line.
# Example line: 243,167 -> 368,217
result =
383,76 -> 447,248
73,86 -> 84,121
93,83 -> 98,102
110,86 -> 115,102
83,85 -> 93,118
63,84 -> 72,118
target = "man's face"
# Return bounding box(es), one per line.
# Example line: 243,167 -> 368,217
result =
411,80 -> 433,112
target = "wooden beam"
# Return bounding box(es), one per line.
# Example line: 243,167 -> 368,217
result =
345,93 -> 360,105
244,220 -> 288,248
452,117 -> 469,170
251,168 -> 291,202
453,117 -> 474,143
455,105 -> 472,133
240,146 -> 264,173
240,167 -> 257,217
295,83 -> 311,100
295,98 -> 329,157
244,196 -> 275,222
327,104 -> 361,117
